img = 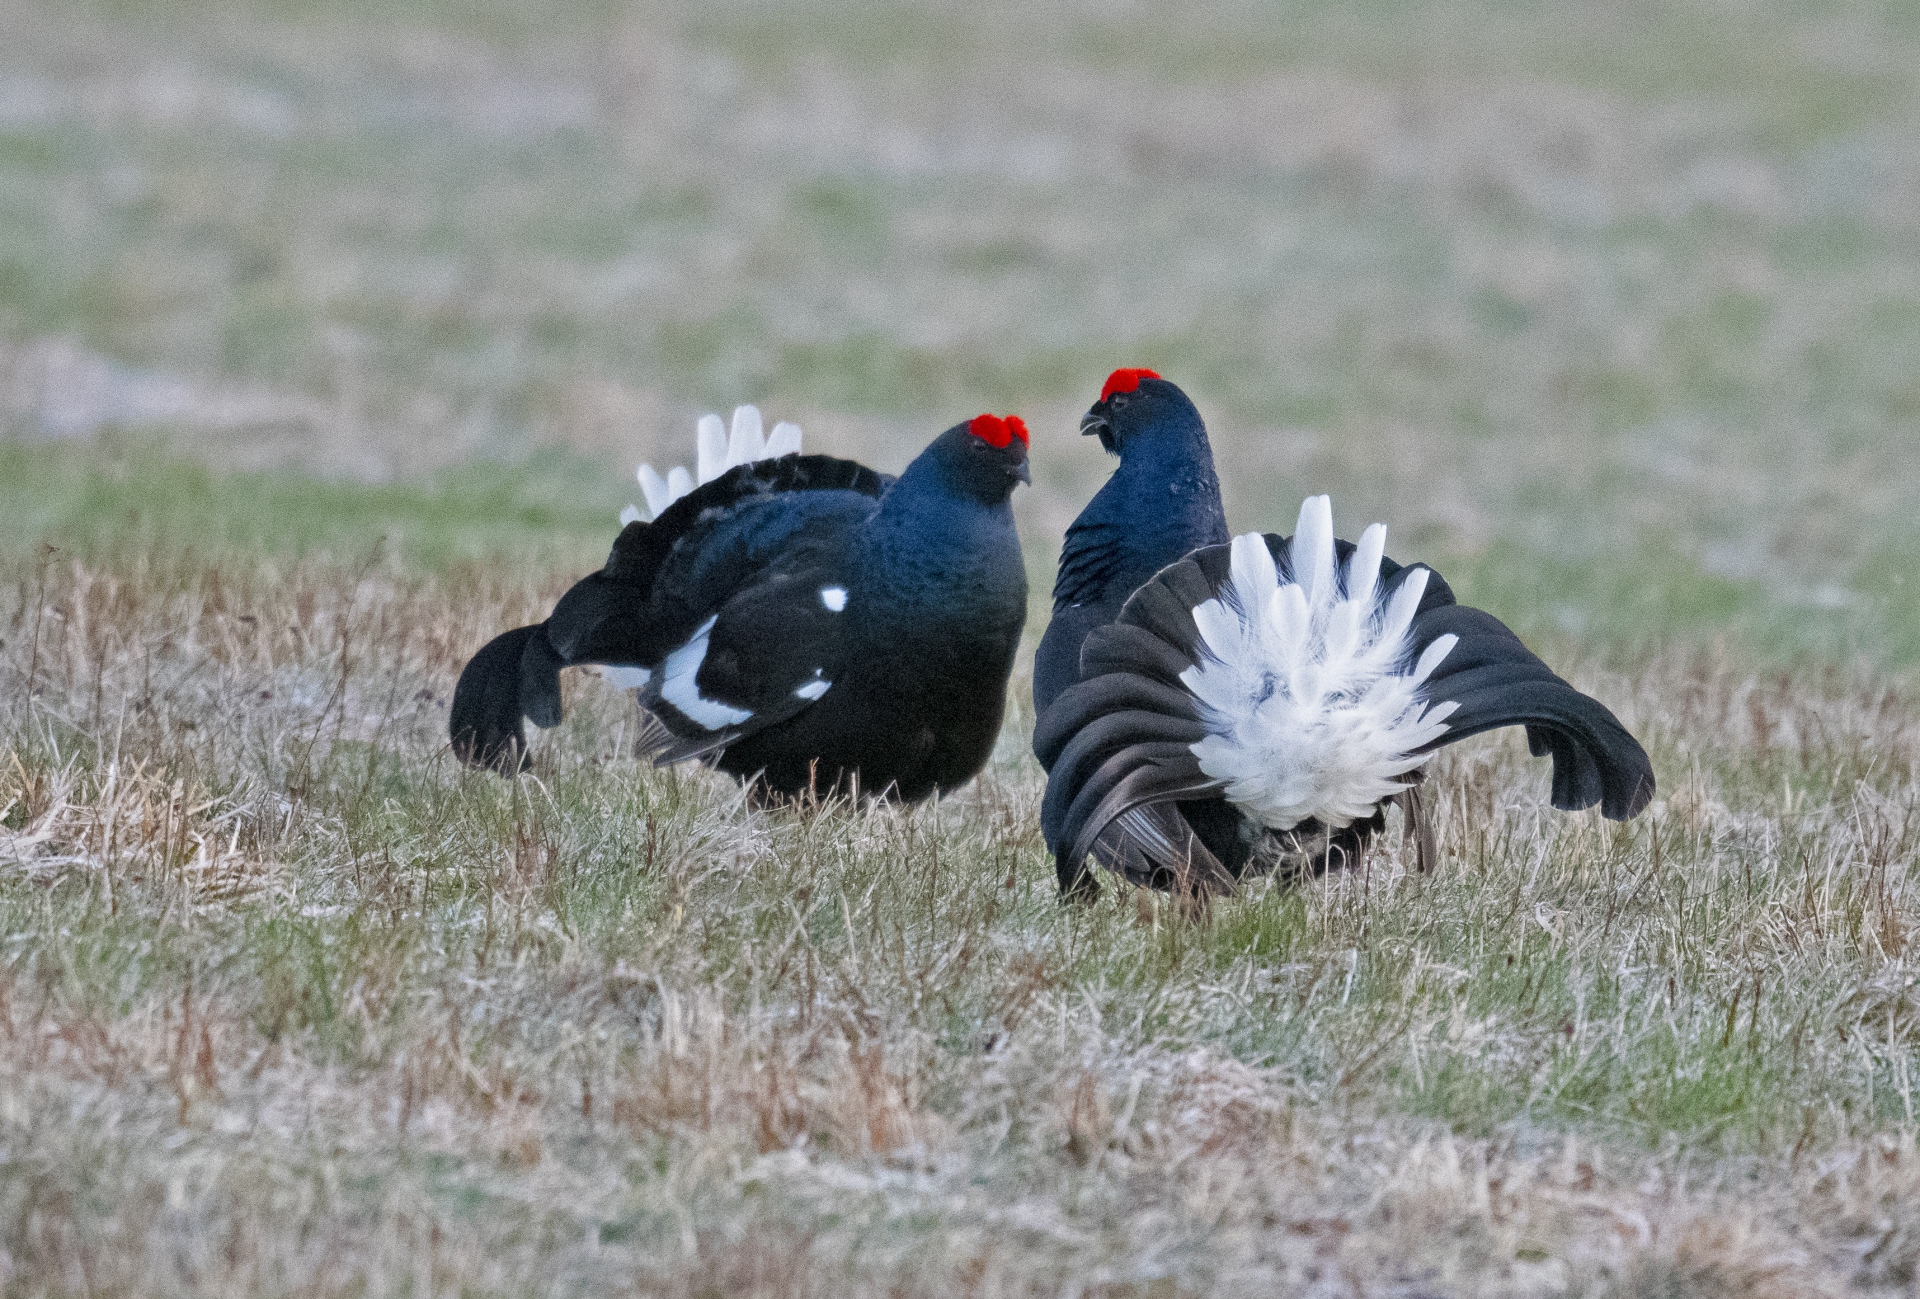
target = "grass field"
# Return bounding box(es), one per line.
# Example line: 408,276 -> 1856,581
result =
5,0 -> 1920,1293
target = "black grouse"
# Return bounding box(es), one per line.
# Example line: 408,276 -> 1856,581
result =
1032,369 -> 1230,715
452,411 -> 1032,803
1036,495 -> 1655,899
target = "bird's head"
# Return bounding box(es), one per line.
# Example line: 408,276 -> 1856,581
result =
1079,368 -> 1203,454
923,412 -> 1032,502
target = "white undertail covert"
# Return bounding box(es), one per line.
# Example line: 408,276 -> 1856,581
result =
1180,496 -> 1459,830
658,616 -> 755,729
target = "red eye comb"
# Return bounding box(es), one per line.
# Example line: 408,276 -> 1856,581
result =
968,414 -> 1029,448
1100,367 -> 1160,401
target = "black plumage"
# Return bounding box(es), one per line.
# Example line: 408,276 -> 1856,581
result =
452,418 -> 1031,803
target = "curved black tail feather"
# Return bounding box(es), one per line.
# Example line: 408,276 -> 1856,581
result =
1412,604 -> 1654,820
450,623 -> 563,774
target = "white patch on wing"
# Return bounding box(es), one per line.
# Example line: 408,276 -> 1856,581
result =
597,664 -> 652,690
819,586 -> 848,612
1180,497 -> 1458,831
625,405 -> 806,522
794,675 -> 831,700
658,616 -> 754,728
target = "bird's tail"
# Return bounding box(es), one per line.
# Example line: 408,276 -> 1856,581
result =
452,445 -> 893,777
1037,497 -> 1654,892
1178,501 -> 1461,832
1029,614 -> 1229,893
1415,602 -> 1655,820
623,405 -> 804,525
450,623 -> 564,773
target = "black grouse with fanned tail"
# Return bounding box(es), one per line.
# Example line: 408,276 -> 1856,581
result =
1036,495 -> 1655,900
452,415 -> 1032,803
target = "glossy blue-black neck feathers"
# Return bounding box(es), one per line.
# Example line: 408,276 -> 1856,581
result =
1052,383 -> 1228,612
860,421 -> 1029,624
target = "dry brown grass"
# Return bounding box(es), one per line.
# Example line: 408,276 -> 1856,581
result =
1,539 -> 1918,1296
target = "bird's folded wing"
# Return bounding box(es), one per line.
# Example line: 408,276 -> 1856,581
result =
556,454 -> 886,665
1049,519 -> 1127,608
638,565 -> 851,763
1109,806 -> 1233,889
603,454 -> 891,588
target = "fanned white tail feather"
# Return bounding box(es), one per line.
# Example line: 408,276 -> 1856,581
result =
1180,497 -> 1460,830
621,405 -> 805,524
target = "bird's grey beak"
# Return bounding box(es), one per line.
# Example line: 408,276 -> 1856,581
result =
1079,410 -> 1109,438
1013,458 -> 1032,485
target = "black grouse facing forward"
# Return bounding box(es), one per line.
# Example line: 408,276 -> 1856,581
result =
453,413 -> 1032,803
1033,368 -> 1229,717
1033,369 -> 1652,899
1036,494 -> 1655,901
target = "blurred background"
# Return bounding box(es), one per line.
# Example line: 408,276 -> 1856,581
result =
3,0 -> 1918,660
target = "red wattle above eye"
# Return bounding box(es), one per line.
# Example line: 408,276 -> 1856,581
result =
969,413 -> 1028,448
1100,367 -> 1160,401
